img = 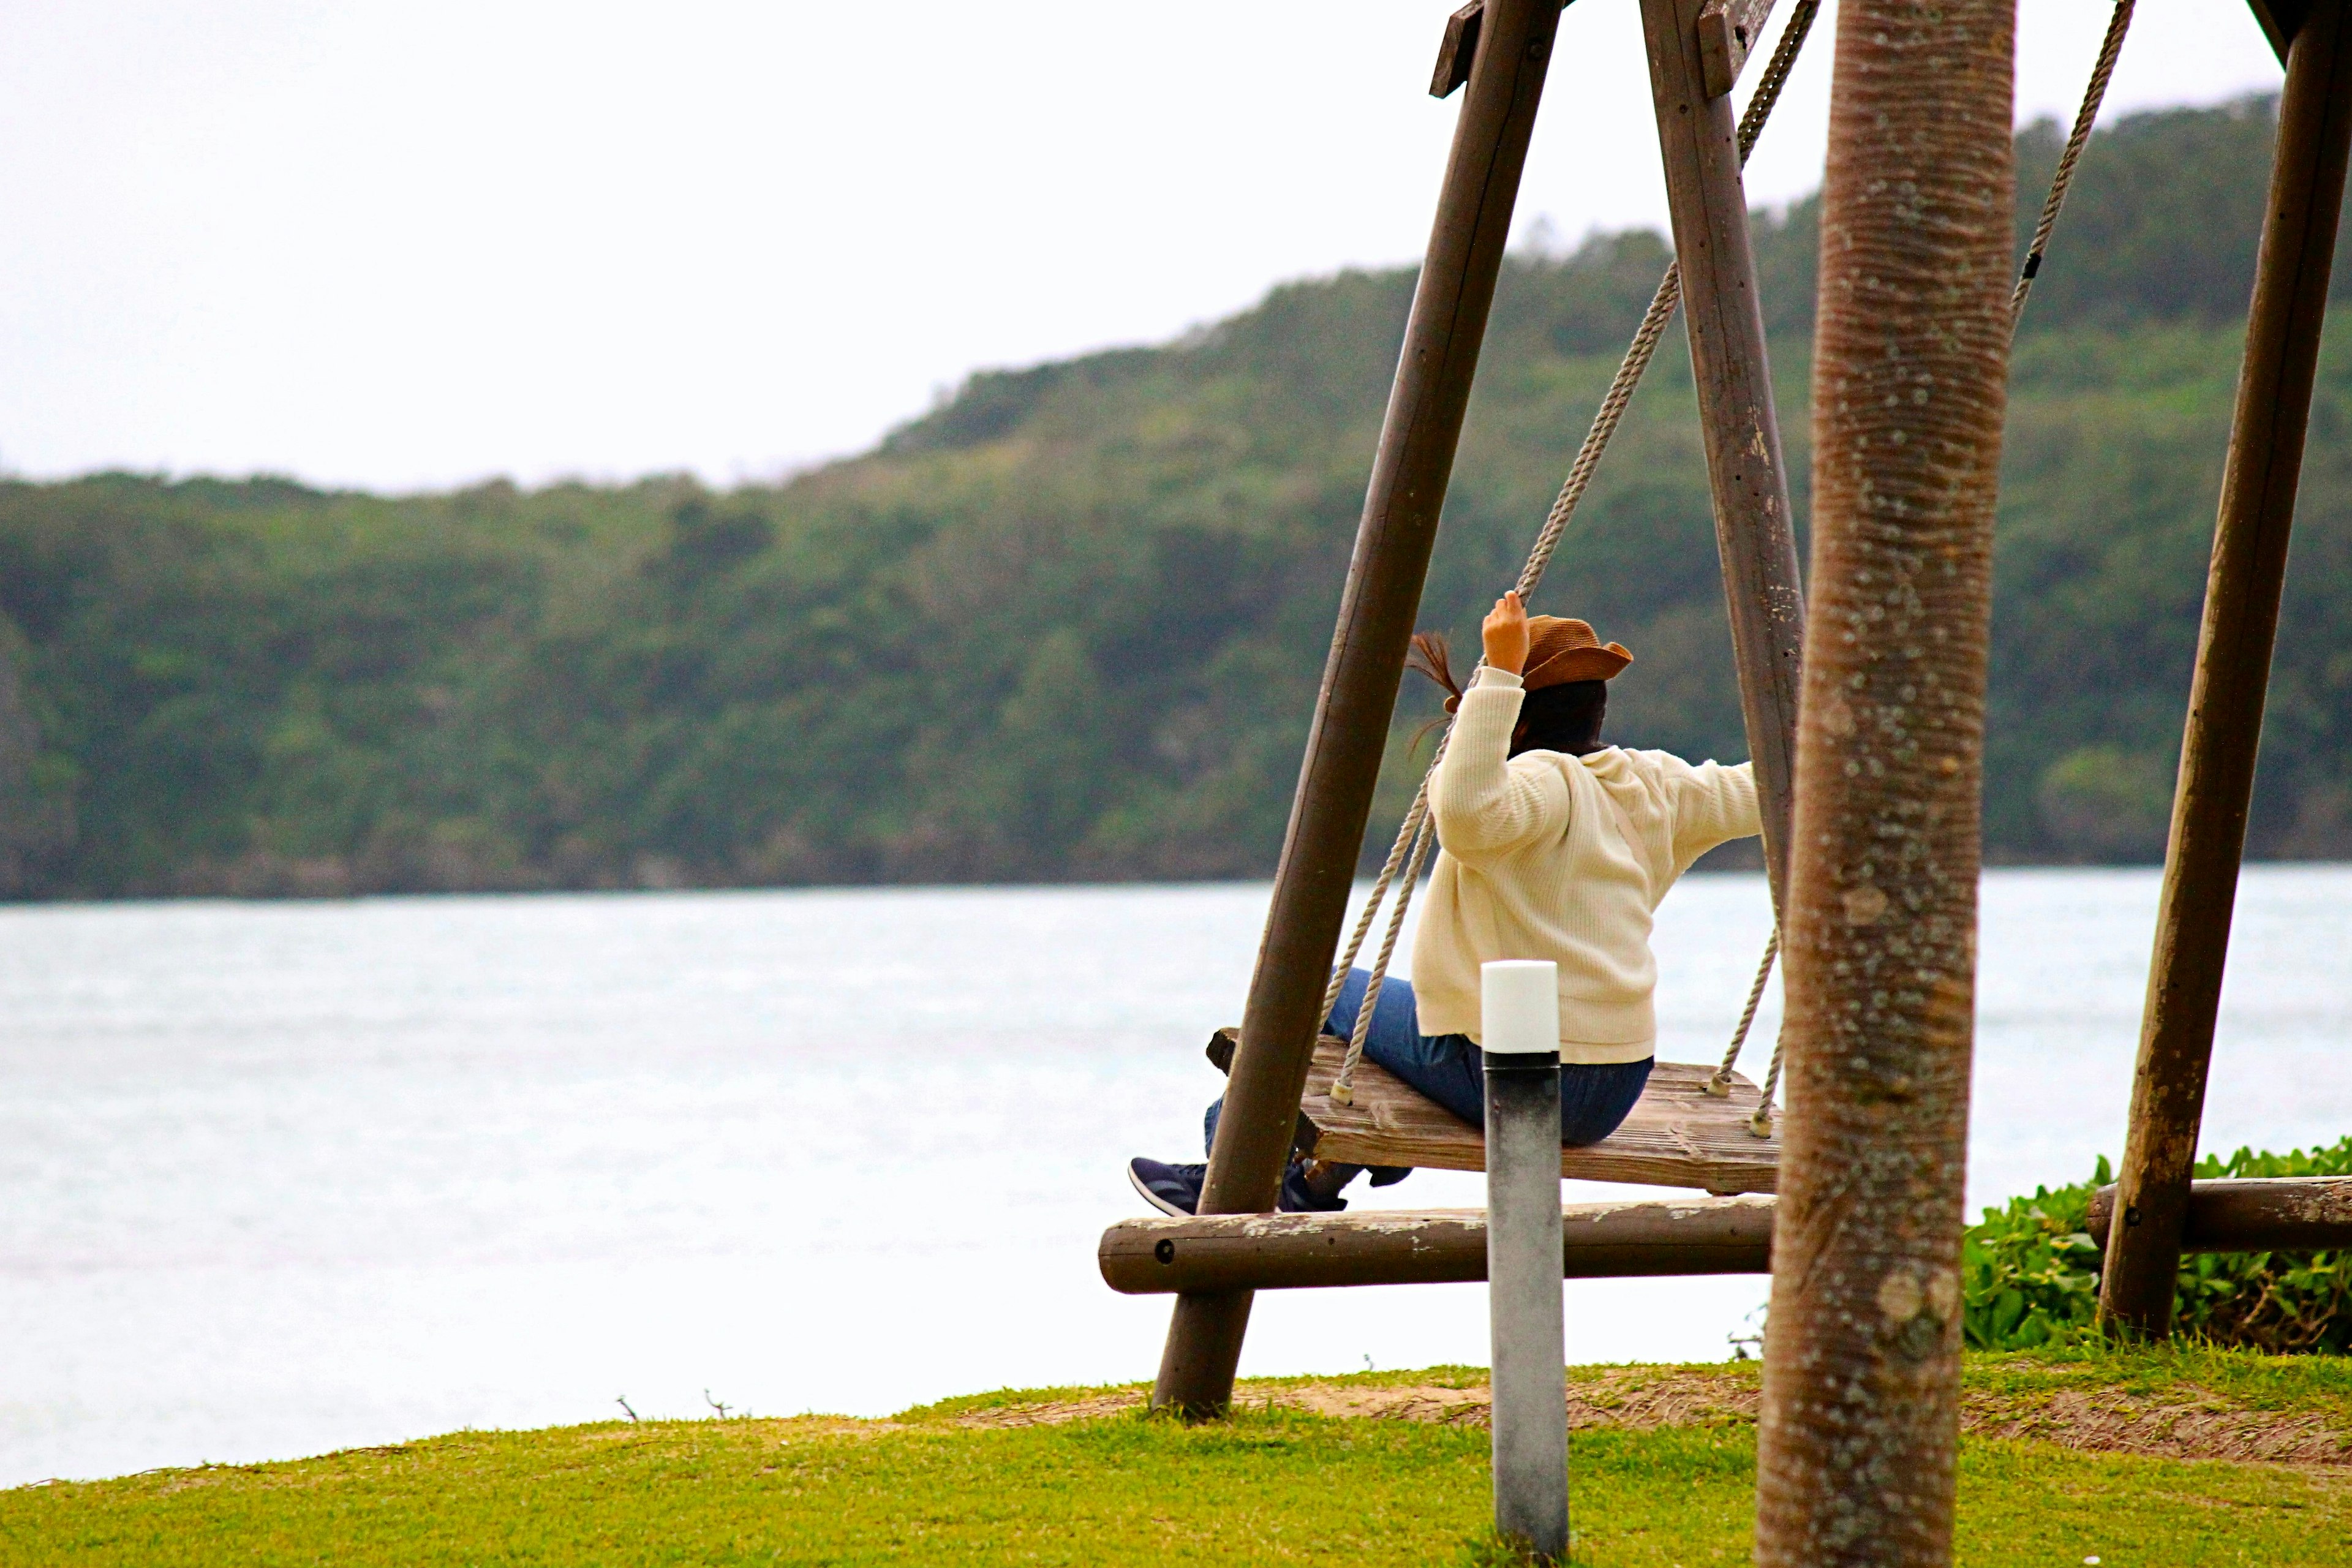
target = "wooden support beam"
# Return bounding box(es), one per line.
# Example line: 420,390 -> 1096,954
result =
2088,1178 -> 2352,1254
1110,1177 -> 2349,1301
2097,0 -> 2352,1340
2248,0 -> 2308,65
1102,1197 -> 1776,1295
1151,0 -> 1563,1420
1638,0 -> 1805,911
1754,0 -> 2016,1556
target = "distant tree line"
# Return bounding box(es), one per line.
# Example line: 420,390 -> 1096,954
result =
0,96 -> 2345,899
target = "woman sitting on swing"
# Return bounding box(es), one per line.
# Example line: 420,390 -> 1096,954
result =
1129,590 -> 1763,1215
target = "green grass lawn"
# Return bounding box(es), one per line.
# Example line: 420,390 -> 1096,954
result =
6,1351 -> 2348,1566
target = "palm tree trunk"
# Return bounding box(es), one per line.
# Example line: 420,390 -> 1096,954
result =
1754,0 -> 2016,1561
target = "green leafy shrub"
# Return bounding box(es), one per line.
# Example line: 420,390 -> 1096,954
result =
1962,1139 -> 2352,1354
2177,1140 -> 2352,1354
1962,1160 -> 2108,1351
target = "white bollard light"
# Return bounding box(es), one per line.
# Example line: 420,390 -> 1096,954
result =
1482,959 -> 1567,1562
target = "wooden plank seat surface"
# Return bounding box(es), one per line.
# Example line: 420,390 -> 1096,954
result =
1208,1028 -> 1779,1196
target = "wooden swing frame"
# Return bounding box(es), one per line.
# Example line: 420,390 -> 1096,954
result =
1121,0 -> 2352,1422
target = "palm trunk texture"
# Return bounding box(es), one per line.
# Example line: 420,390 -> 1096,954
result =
1755,0 -> 2016,1562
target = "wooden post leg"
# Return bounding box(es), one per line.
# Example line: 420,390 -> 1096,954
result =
1638,0 -> 1806,909
2097,0 -> 2352,1338
1149,0 -> 1563,1418
1754,0 -> 2016,1556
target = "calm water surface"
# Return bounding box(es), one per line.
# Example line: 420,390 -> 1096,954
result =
2,867 -> 2347,1484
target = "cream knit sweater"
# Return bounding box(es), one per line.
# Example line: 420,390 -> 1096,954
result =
1411,665 -> 1762,1062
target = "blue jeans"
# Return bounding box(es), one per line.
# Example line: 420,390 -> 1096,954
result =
1204,968 -> 1654,1161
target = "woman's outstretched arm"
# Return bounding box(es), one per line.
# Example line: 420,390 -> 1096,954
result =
1430,594 -> 1567,862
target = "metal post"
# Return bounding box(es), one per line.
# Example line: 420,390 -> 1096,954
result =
1752,0 -> 2015,1556
1152,0 -> 1563,1417
1483,961 -> 1569,1564
1638,0 -> 1806,907
2098,0 -> 2352,1338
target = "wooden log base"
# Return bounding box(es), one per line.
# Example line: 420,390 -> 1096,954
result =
1101,1195 -> 1777,1294
1210,1030 -> 1780,1194
2089,1177 -> 2352,1254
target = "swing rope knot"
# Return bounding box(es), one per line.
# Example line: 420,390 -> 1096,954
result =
1709,927 -> 1780,1098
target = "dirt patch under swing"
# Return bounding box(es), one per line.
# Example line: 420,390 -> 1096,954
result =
933,1367 -> 2352,1471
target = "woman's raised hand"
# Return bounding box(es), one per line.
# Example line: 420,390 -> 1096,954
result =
1481,590 -> 1530,676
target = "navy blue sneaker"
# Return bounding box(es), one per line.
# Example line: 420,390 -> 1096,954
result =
1129,1156 -> 1353,1215
1281,1160 -> 1350,1213
1129,1157 -> 1205,1216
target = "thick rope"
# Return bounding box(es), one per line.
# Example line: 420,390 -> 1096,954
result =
1327,0 -> 1820,1104
1707,927 -> 1777,1095
2012,0 -> 2135,325
1317,783 -> 1431,1033
1328,272 -> 1688,1102
1751,1027 -> 1787,1137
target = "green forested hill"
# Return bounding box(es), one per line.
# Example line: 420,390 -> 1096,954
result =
1,96 -> 2346,899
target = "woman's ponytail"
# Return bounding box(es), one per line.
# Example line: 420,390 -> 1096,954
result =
1406,631 -> 1465,714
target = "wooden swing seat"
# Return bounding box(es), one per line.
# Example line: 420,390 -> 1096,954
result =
1210,1029 -> 1780,1196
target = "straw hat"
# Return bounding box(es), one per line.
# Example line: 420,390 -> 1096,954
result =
1520,616 -> 1633,690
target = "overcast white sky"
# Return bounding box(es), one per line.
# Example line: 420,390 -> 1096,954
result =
0,1 -> 2288,492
